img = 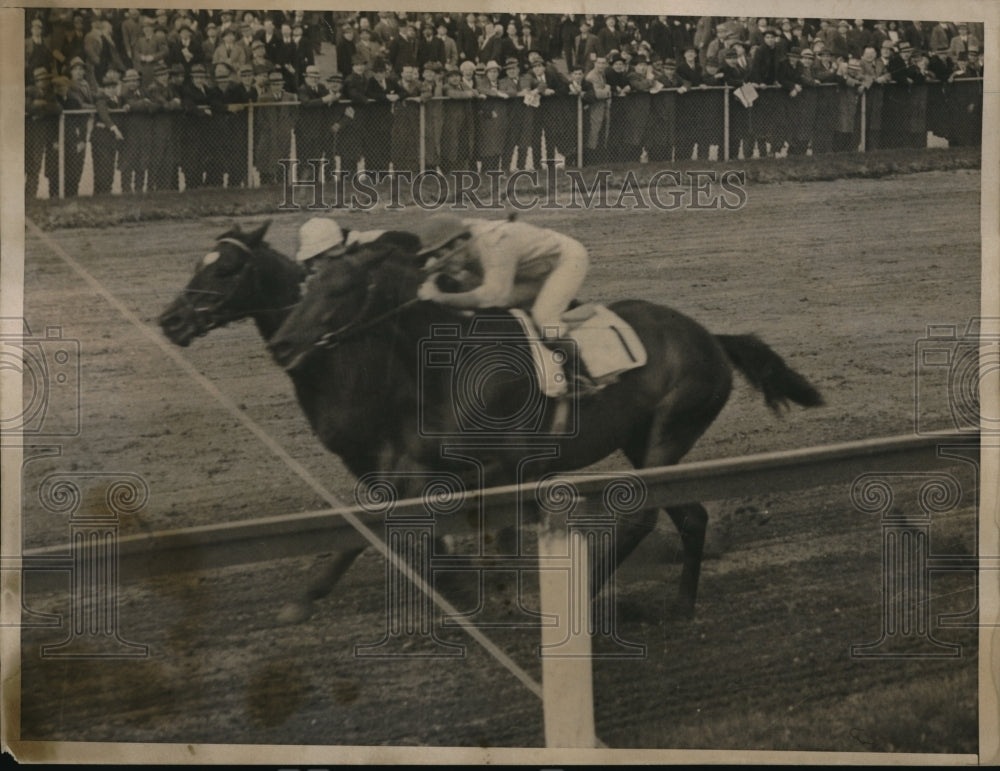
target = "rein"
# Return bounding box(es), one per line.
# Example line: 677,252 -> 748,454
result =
315,286 -> 420,349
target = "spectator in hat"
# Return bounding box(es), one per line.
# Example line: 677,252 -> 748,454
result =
201,22 -> 220,63
440,64 -> 478,173
454,13 -> 479,64
778,48 -> 811,155
388,23 -> 419,74
476,61 -> 517,170
721,46 -> 750,159
418,22 -> 445,69
583,55 -> 611,164
928,21 -> 952,56
675,45 -> 703,87
223,64 -> 254,186
419,62 -> 444,170
749,26 -> 781,85
356,26 -> 382,68
25,17 -> 54,84
179,64 -> 215,188
290,23 -> 314,87
336,23 -> 358,76
57,13 -> 88,75
237,23 -> 257,62
118,68 -> 154,192
948,23 -> 980,61
213,25 -> 246,73
806,48 -> 838,154
25,66 -> 61,197
255,16 -> 283,65
845,19 -> 871,58
85,19 -> 126,90
478,24 -> 506,67
134,15 -> 168,86
525,56 -> 568,168
436,23 -> 459,69
91,71 -> 124,195
927,46 -> 954,82
597,15 -> 622,57
387,64 -> 426,174
573,18 -> 600,73
496,57 -> 524,170
143,62 -> 176,190
248,39 -> 272,73
60,57 -> 95,196
945,50 -> 982,146
168,23 -> 203,77
296,64 -> 336,177
254,70 -> 295,184
268,22 -> 297,92
832,57 -> 865,151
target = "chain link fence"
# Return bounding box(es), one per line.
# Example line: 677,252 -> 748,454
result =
27,79 -> 984,199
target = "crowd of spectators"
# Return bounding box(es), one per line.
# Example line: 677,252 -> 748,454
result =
25,10 -> 986,197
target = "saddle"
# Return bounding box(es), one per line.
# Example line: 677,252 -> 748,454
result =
508,304 -> 648,398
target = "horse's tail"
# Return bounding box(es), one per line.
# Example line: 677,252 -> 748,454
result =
715,334 -> 824,413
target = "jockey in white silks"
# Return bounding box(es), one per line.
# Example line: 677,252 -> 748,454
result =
295,217 -> 387,275
415,214 -> 591,396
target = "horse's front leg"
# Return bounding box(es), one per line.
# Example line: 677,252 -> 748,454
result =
277,547 -> 368,625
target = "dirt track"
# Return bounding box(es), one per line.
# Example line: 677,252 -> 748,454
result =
17,168 -> 981,752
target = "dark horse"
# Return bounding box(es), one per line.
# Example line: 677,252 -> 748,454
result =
159,221 -> 823,624
260,221 -> 824,622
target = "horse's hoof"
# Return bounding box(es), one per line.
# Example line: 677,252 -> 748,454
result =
277,601 -> 314,626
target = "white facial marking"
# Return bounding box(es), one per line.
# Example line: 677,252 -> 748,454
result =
203,251 -> 220,266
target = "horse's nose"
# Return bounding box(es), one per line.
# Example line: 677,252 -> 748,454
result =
268,338 -> 295,367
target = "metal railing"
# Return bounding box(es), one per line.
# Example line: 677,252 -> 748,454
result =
25,78 -> 984,199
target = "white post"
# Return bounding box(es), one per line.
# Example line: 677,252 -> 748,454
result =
419,100 -> 426,174
537,503 -> 596,748
247,102 -> 254,188
859,89 -> 866,152
723,86 -> 730,162
58,111 -> 65,199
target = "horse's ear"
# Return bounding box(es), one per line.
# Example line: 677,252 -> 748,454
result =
246,219 -> 272,246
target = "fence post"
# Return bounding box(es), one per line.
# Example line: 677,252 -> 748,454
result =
247,102 -> 254,188
58,111 -> 65,199
723,86 -> 730,162
577,95 -> 583,168
537,500 -> 597,748
419,100 -> 426,174
859,89 -> 866,152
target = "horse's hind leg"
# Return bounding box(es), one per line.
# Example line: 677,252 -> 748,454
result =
624,399 -> 724,619
277,547 -> 367,625
664,504 -> 707,619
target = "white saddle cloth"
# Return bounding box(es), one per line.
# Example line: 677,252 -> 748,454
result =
508,304 -> 648,397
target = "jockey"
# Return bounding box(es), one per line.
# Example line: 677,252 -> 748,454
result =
415,214 -> 592,395
415,214 -> 589,342
294,217 -> 386,275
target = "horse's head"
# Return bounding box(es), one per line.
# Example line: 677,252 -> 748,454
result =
159,220 -> 304,346
268,235 -> 422,371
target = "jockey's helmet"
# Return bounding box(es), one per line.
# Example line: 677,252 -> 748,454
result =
417,214 -> 470,256
296,218 -> 344,263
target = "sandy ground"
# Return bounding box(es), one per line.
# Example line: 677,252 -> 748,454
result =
15,168 -> 981,752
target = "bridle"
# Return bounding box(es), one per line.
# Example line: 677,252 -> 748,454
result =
181,237 -> 296,331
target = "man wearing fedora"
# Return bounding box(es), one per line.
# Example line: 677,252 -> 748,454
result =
296,64 -> 336,179
91,70 -> 124,195
25,66 -> 61,198
62,57 -> 94,196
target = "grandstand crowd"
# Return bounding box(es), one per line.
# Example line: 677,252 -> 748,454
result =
25,10 -> 986,197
